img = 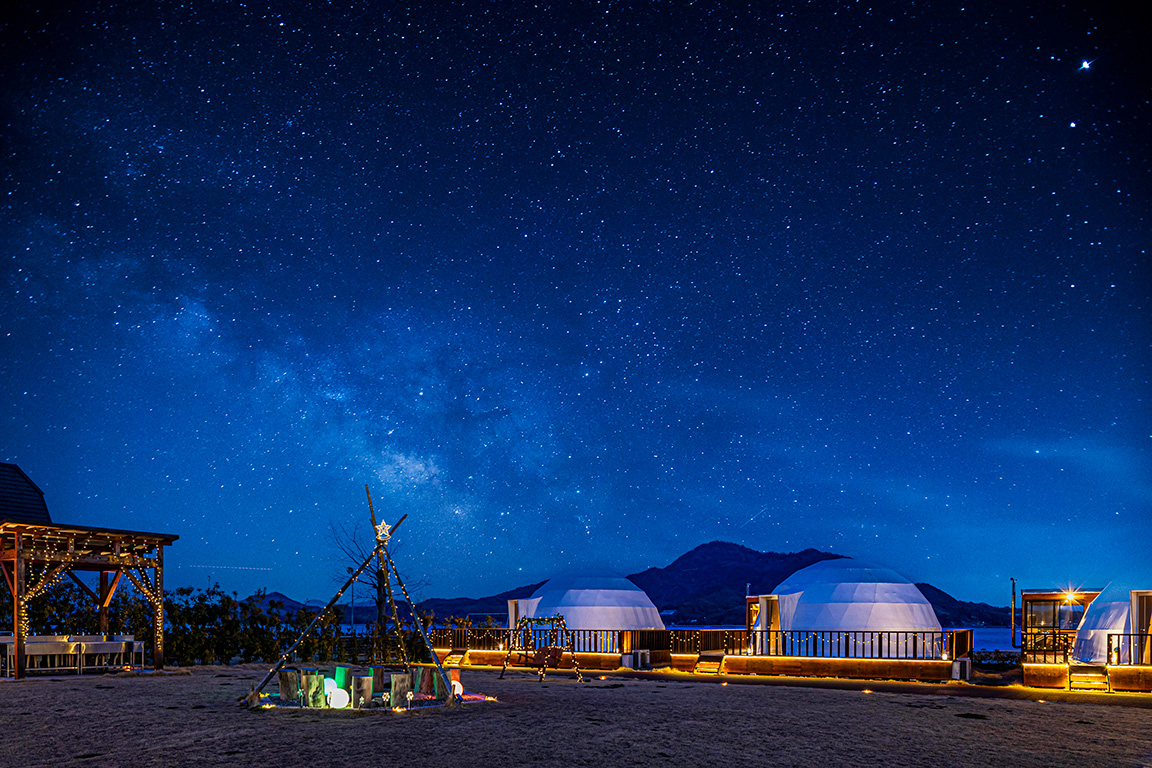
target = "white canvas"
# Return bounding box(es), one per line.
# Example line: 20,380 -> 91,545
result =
524,572 -> 665,630
1072,583 -> 1135,664
771,558 -> 941,632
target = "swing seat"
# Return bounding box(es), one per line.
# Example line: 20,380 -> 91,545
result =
534,646 -> 564,668
505,645 -> 564,677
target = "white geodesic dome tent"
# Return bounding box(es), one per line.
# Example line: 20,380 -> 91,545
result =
770,557 -> 941,632
1072,584 -> 1133,664
519,572 -> 665,630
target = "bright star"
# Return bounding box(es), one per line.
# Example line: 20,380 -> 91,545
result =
1080,59 -> 1093,70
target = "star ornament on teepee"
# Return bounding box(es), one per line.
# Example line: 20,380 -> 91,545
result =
374,519 -> 392,545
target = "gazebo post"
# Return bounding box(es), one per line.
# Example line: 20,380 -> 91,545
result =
98,571 -> 109,635
13,532 -> 25,680
152,545 -> 164,670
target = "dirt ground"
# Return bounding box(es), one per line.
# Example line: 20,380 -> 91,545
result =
1,665 -> 1150,767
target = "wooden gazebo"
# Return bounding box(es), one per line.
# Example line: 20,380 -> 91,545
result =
0,463 -> 178,678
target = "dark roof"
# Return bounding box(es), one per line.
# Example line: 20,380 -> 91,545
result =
0,463 -> 52,524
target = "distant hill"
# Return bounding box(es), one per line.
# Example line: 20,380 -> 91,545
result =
915,583 -> 1010,627
246,541 -> 1010,628
626,541 -> 841,625
419,581 -> 547,623
248,591 -> 395,623
248,591 -> 306,614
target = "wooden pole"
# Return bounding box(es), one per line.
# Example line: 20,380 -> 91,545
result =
99,572 -> 109,635
377,540 -> 461,707
365,486 -> 408,667
253,515 -> 407,697
153,546 -> 165,669
14,533 -> 25,680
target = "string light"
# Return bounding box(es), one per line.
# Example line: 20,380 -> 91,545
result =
500,615 -> 585,683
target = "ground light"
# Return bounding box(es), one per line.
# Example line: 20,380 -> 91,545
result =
328,688 -> 350,709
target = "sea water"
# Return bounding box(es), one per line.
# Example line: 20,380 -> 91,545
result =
967,627 -> 1016,651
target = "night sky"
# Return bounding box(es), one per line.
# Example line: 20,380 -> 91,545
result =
2,2 -> 1148,607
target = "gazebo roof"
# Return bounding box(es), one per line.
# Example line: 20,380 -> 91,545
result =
0,463 -> 178,564
0,463 -> 51,525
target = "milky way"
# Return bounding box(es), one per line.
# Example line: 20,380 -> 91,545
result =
2,2 -> 1148,604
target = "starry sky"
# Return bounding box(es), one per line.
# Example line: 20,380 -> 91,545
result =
2,1 -> 1148,607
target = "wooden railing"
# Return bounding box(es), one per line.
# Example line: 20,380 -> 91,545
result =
733,629 -> 951,659
1021,629 -> 1075,664
426,627 -> 969,660
427,628 -> 672,654
1107,633 -> 1152,666
669,629 -> 749,654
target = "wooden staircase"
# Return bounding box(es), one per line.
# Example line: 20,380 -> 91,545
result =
693,652 -> 725,674
443,649 -> 467,665
1069,664 -> 1109,692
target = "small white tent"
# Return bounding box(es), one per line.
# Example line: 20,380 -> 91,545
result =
770,558 -> 941,632
1072,584 -> 1136,664
515,572 -> 665,630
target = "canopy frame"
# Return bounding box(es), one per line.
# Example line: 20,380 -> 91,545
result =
1,521 -> 177,678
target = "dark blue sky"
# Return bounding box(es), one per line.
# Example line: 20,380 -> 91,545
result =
2,1 -> 1148,606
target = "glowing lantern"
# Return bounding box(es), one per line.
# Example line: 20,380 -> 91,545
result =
328,688 -> 350,709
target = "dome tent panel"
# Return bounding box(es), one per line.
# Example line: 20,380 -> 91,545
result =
1071,583 -> 1136,664
771,557 -> 941,633
524,572 -> 665,630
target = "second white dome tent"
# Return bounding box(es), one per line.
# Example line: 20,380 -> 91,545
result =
748,557 -> 944,659
772,558 -> 942,632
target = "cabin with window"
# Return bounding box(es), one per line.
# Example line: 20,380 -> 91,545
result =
1020,586 -> 1152,692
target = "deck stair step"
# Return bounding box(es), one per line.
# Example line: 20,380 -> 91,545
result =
444,650 -> 467,665
1069,665 -> 1109,692
693,652 -> 725,674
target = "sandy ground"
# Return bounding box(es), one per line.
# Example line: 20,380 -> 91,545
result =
1,665 -> 1151,767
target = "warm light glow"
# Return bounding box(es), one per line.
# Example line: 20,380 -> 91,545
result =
327,688 -> 350,709
862,689 -> 873,694
942,652 -> 949,661
1065,592 -> 1077,602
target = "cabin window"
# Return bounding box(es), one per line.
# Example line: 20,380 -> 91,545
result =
1026,601 -> 1057,629
1025,600 -> 1083,630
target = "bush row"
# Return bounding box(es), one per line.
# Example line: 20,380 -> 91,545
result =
0,576 -> 431,666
